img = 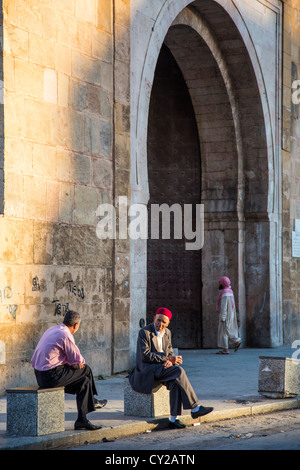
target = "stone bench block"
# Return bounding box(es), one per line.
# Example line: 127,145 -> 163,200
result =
124,378 -> 170,417
258,356 -> 300,399
6,386 -> 65,436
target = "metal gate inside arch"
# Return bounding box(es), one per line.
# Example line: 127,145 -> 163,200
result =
146,44 -> 202,349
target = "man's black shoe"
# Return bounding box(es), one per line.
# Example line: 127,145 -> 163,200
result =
191,406 -> 214,419
169,419 -> 186,429
74,419 -> 102,431
94,398 -> 108,409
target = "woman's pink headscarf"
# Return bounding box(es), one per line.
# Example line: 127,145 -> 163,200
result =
216,276 -> 234,311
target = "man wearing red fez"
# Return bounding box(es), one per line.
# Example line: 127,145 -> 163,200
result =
129,307 -> 213,429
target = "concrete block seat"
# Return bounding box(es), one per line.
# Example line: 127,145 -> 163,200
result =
6,386 -> 65,436
124,377 -> 170,417
258,356 -> 300,399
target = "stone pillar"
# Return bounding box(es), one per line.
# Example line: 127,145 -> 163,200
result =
112,0 -> 131,373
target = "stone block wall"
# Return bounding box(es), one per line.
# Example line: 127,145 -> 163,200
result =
282,0 -> 300,343
0,0 -> 130,394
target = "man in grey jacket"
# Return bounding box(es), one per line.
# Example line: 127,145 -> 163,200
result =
129,307 -> 213,429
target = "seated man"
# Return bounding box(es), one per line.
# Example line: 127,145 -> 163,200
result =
129,307 -> 213,429
31,310 -> 107,431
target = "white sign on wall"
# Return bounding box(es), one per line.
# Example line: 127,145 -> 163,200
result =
292,219 -> 300,258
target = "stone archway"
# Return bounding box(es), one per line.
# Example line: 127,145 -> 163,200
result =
130,0 -> 282,358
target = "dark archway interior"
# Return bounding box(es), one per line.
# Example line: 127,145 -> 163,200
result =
146,44 -> 202,348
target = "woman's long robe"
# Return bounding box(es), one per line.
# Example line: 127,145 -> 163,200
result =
217,293 -> 240,349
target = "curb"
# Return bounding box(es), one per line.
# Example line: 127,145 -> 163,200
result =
2,398 -> 300,450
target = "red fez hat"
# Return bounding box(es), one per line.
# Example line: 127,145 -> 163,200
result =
155,307 -> 172,320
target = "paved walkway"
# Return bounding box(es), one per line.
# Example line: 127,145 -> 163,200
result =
0,345 -> 299,450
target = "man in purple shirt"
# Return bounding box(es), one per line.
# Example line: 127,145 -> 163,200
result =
31,310 -> 107,431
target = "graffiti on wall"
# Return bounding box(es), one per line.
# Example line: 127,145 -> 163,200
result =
32,276 -> 40,292
0,277 -> 87,320
0,286 -> 18,319
52,299 -> 69,316
66,280 -> 85,300
51,280 -> 85,316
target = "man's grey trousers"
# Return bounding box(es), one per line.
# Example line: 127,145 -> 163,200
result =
153,365 -> 199,416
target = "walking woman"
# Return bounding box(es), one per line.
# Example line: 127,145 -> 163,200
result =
216,276 -> 241,355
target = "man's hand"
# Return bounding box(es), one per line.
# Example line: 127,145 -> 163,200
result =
174,355 -> 183,365
163,359 -> 173,368
72,363 -> 85,369
167,355 -> 183,366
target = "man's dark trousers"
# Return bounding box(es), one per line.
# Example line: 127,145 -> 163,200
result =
34,364 -> 97,421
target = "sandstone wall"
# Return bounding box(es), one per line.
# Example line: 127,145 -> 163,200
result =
0,0 -> 130,394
